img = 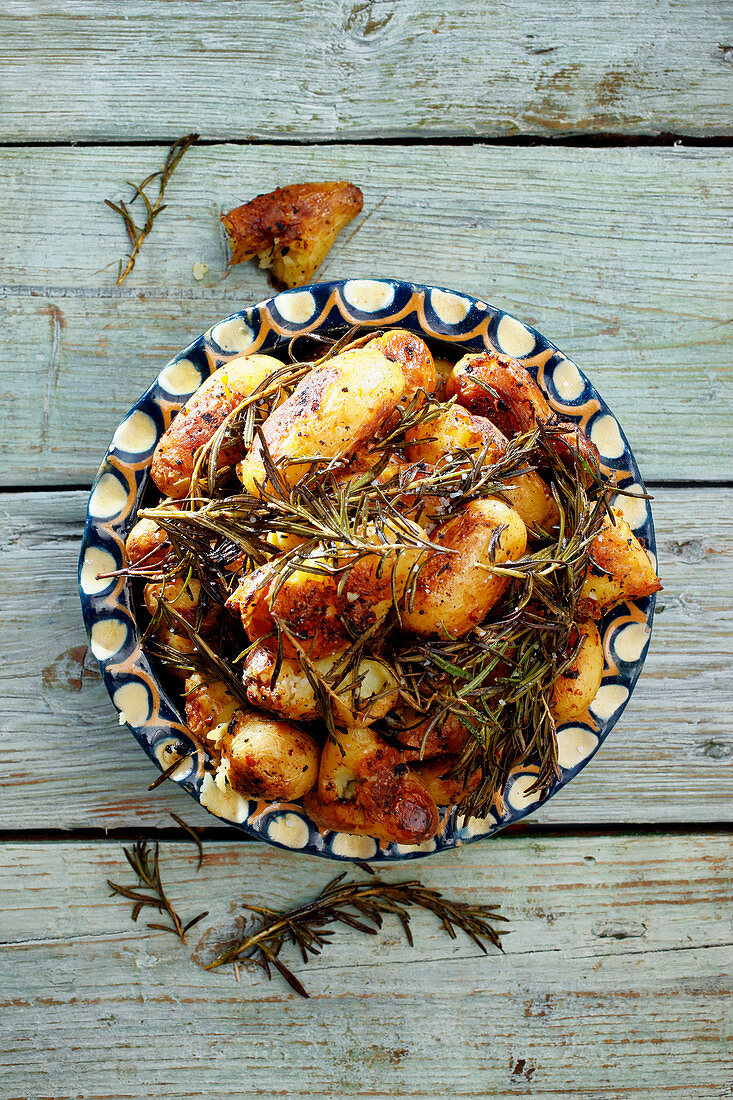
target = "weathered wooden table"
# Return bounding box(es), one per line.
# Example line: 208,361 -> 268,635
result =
1,4 -> 732,1097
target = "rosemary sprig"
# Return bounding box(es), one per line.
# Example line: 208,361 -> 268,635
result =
105,133 -> 199,285
204,872 -> 508,997
107,836 -> 208,942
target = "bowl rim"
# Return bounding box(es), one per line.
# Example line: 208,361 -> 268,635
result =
78,277 -> 657,862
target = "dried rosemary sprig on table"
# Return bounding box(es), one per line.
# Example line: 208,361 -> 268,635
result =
204,871 -> 508,998
107,830 -> 509,998
107,816 -> 208,943
105,132 -> 199,285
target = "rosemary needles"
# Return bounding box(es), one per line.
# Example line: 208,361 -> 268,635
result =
107,826 -> 207,943
105,132 -> 199,285
204,872 -> 508,998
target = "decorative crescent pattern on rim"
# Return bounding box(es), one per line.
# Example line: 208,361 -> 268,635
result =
79,279 -> 657,862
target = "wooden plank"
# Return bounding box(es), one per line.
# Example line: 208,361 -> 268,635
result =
0,834 -> 730,1097
1,1 -> 732,141
1,143 -> 732,485
1,487 -> 730,831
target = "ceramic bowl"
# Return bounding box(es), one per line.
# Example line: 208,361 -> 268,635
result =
79,278 -> 657,862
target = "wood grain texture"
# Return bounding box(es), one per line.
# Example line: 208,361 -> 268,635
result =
1,1 -> 732,141
1,143 -> 732,485
1,834 -> 731,1098
1,487 -> 730,831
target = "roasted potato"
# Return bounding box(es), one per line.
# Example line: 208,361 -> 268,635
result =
185,674 -> 319,801
243,644 -> 398,725
221,182 -> 363,289
550,620 -> 604,724
412,755 -> 481,806
401,498 -> 528,637
302,725 -> 439,843
405,405 -> 559,533
125,515 -> 170,569
448,350 -> 552,436
386,710 -> 467,761
579,509 -> 662,616
151,352 -> 282,497
143,576 -> 221,677
237,342 -> 406,495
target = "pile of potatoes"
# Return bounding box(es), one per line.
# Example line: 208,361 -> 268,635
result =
127,330 -> 661,843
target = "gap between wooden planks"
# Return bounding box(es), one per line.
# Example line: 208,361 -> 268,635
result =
0,833 -> 730,1098
0,0 -> 731,141
1,144 -> 731,484
0,487 -> 730,831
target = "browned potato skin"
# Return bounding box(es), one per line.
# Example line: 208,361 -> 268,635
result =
125,516 -> 170,568
185,675 -> 319,801
550,620 -> 604,724
406,404 -> 506,467
412,755 -> 481,806
237,344 -> 407,495
228,562 -> 364,659
185,675 -> 239,741
302,725 -> 439,843
401,498 -> 528,638
223,712 -> 319,800
221,182 -> 364,289
579,509 -> 662,617
243,644 -> 398,725
151,353 -> 281,498
370,330 -> 437,404
448,351 -> 552,436
406,405 -> 559,533
388,712 -> 468,761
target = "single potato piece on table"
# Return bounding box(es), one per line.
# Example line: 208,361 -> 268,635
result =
221,182 -> 363,289
185,674 -> 319,801
302,725 -> 439,844
243,644 -> 398,726
151,352 -> 282,498
579,509 -> 662,616
401,498 -> 528,637
550,620 -> 604,725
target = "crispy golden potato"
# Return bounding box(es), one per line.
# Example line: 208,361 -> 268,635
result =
370,330 -> 437,405
221,182 -> 363,289
302,725 -> 439,843
185,674 -> 319,801
579,509 -> 662,616
151,353 -> 282,497
401,498 -> 528,637
142,577 -> 221,678
550,620 -> 604,724
448,350 -> 552,436
412,755 -> 480,806
405,405 -> 558,533
406,404 -> 506,467
237,343 -> 406,495
243,644 -> 398,725
387,710 -> 468,761
125,516 -> 170,569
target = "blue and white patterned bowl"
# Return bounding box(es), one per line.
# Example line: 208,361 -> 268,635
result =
79,279 -> 657,862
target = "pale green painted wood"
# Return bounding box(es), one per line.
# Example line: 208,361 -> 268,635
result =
1,834 -> 731,1097
1,488 -> 730,831
1,1 -> 732,141
1,144 -> 731,485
